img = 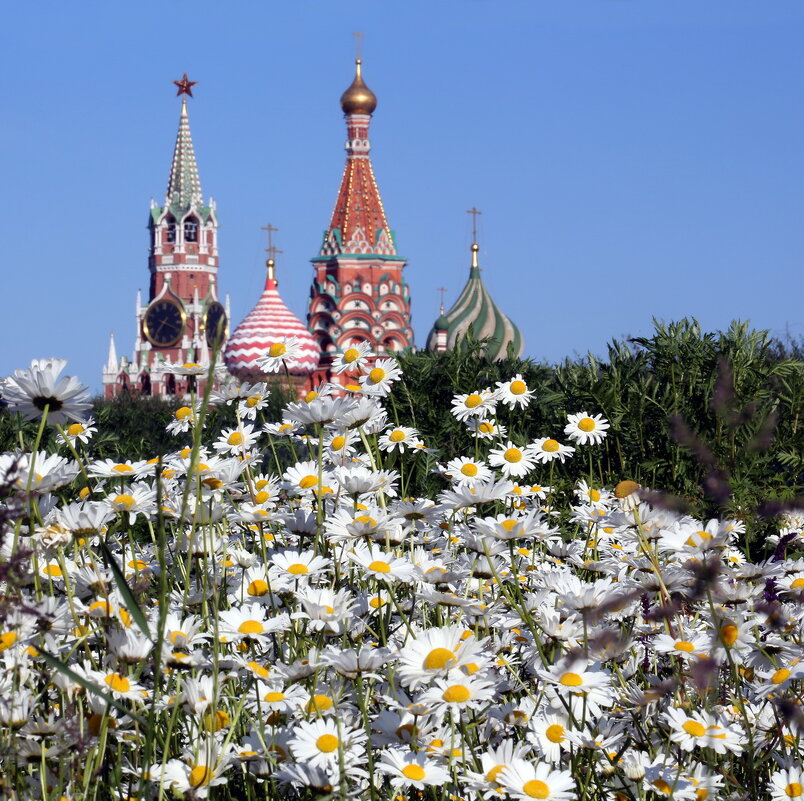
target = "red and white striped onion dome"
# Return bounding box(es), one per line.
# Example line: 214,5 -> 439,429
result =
224,259 -> 319,379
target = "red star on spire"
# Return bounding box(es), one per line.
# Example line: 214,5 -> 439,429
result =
173,73 -> 198,97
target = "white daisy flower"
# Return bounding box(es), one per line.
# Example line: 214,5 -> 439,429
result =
332,341 -> 374,374
256,336 -> 306,373
488,441 -> 537,478
530,437 -> 575,464
497,758 -> 575,801
496,375 -> 535,409
1,358 -> 92,425
451,389 -> 497,422
564,411 -> 610,445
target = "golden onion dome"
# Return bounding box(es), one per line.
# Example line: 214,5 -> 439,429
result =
340,59 -> 377,115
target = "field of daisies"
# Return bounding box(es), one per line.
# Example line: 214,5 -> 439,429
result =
1,347 -> 804,801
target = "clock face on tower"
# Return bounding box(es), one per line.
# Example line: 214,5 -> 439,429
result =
143,299 -> 185,347
203,301 -> 227,348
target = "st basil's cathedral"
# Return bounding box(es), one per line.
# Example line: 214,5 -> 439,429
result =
102,59 -> 523,398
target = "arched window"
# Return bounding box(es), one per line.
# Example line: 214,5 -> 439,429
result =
184,216 -> 199,243
140,374 -> 151,396
165,374 -> 176,395
165,215 -> 177,243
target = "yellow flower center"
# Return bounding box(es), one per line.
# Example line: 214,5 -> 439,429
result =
773,668 -> 792,684
559,672 -> 583,687
175,406 -> 193,420
423,647 -> 455,670
478,421 -> 494,434
504,448 -> 523,463
331,436 -> 346,451
268,343 -> 287,358
113,494 -> 136,509
245,395 -> 262,408
588,489 -> 601,502
683,720 -> 706,737
500,519 -> 519,532
402,764 -> 426,781
523,779 -> 550,799
369,367 -> 386,383
305,391 -> 318,402
79,487 -> 91,499
67,423 -> 85,435
43,564 -> 63,577
542,439 -> 560,453
389,429 -> 406,443
227,432 -> 244,446
287,563 -> 309,575
464,393 -> 483,408
248,580 -> 269,596
442,684 -> 471,703
182,363 -> 201,369
720,624 -> 739,646
247,661 -> 270,678
254,490 -> 270,504
263,691 -> 285,702
653,779 -> 672,795
368,560 -> 391,574
238,620 -> 264,635
674,641 -> 695,652
343,347 -> 360,363
369,596 -> 386,609
546,723 -> 565,743
316,734 -> 339,753
355,515 -> 377,527
785,783 -> 803,798
510,380 -> 527,395
578,417 -> 596,432
113,464 -> 134,473
128,559 -> 148,571
104,673 -> 131,693
614,480 -> 639,498
0,632 -> 18,652
486,764 -> 506,783
188,766 -> 212,788
306,694 -> 334,712
460,463 -> 479,477
792,578 -> 804,589
299,475 -> 318,489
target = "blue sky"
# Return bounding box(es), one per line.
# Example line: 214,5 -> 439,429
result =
1,2 -> 802,391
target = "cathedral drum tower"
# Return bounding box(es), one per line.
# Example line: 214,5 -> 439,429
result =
102,75 -> 228,398
307,55 -> 414,386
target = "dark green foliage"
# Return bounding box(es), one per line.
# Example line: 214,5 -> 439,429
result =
393,318 -> 804,543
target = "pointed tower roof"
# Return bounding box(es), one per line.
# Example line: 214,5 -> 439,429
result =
165,96 -> 203,214
426,241 -> 524,361
319,59 -> 397,258
225,257 -> 320,379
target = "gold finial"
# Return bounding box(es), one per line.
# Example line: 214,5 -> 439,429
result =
340,42 -> 378,115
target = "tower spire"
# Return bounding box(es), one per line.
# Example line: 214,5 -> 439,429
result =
166,74 -> 202,212
322,53 -> 393,257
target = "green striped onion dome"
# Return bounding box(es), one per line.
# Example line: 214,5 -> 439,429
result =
426,243 -> 524,361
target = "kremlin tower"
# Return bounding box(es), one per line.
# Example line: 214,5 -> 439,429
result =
102,75 -> 227,398
427,223 -> 524,361
307,57 -> 414,386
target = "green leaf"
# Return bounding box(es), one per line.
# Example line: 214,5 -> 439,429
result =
38,650 -> 146,725
99,540 -> 152,640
